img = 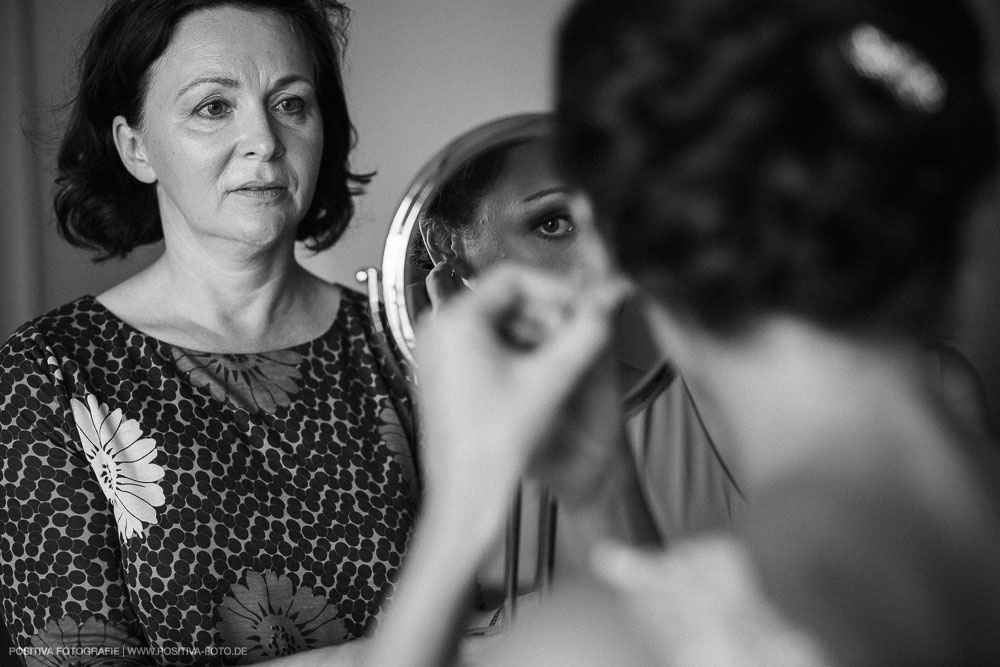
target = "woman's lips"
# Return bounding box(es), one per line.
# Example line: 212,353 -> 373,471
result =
230,185 -> 287,200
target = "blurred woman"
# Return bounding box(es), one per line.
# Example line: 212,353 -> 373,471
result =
416,132 -> 739,545
0,1 -> 416,664
369,0 -> 1000,664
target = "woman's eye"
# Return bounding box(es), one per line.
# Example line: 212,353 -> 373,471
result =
196,100 -> 231,118
274,97 -> 305,114
536,215 -> 575,239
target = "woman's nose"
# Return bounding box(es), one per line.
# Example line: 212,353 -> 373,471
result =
239,107 -> 284,161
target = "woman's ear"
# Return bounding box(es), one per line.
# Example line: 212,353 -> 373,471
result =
419,220 -> 473,275
112,115 -> 157,184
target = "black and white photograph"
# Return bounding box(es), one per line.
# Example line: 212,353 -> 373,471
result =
3,1 -> 1000,665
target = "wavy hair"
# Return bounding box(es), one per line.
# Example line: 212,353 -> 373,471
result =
55,0 -> 370,260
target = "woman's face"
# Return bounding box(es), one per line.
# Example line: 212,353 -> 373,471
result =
456,140 -> 609,283
129,6 -> 323,251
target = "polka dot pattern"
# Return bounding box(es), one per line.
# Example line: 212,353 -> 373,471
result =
0,290 -> 419,665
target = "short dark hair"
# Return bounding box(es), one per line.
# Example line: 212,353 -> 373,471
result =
55,0 -> 370,261
556,0 -> 998,336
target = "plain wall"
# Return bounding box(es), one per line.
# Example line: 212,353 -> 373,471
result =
2,0 -> 165,341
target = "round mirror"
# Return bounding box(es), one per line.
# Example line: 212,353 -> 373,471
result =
378,113 -> 673,416
371,114 -> 739,602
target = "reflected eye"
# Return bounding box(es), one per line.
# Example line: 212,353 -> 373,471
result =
196,99 -> 231,118
535,215 -> 575,239
274,97 -> 305,114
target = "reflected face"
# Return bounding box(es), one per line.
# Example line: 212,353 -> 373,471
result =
456,140 -> 609,282
131,6 -> 323,250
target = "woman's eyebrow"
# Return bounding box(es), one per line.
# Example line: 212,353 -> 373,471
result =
522,186 -> 571,203
272,74 -> 316,89
175,74 -> 314,100
176,76 -> 239,99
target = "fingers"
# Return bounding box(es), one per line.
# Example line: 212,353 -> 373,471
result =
462,264 -> 581,325
425,261 -> 470,310
592,537 -> 748,599
417,264 -> 630,417
417,265 -> 581,360
527,282 -> 622,376
413,264 -> 632,506
464,264 -> 628,355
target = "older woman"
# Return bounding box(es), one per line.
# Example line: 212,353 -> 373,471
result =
0,1 -> 416,664
369,0 -> 1000,664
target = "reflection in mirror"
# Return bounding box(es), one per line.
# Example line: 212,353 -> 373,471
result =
384,114 -> 670,413
376,114 -> 742,608
413,134 -> 607,313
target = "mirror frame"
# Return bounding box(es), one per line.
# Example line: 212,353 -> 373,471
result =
379,113 -> 552,371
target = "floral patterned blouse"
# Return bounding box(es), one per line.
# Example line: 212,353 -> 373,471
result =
0,290 -> 419,665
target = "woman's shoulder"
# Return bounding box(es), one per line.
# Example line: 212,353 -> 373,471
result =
742,462 -> 1000,664
334,283 -> 369,315
0,297 -> 117,414
319,283 -> 414,395
1,295 -> 106,361
326,283 -> 385,339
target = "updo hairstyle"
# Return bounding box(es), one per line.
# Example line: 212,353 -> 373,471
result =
556,0 -> 997,336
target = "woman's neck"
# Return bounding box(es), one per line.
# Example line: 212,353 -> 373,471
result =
677,318 -> 938,496
98,239 -> 341,353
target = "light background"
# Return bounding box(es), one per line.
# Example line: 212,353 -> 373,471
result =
3,0 -> 1000,430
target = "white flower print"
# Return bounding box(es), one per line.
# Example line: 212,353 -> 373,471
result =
70,394 -> 166,541
216,571 -> 347,659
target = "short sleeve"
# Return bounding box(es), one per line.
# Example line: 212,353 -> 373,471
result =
0,329 -> 149,665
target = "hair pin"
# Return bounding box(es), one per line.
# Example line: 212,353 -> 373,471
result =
842,24 -> 947,114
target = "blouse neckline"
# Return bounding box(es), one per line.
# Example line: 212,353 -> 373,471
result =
78,292 -> 354,357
